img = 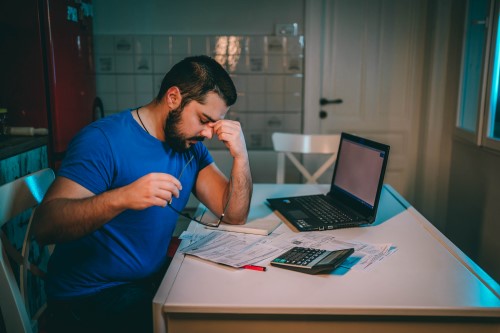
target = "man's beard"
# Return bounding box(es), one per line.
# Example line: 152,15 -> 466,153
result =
164,106 -> 205,152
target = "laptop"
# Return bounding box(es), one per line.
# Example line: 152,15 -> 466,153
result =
267,132 -> 390,231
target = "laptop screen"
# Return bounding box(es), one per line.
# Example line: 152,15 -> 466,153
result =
330,133 -> 389,214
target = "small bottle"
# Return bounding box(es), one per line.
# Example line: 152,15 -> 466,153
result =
0,108 -> 7,137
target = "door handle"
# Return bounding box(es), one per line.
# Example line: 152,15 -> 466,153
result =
319,98 -> 343,105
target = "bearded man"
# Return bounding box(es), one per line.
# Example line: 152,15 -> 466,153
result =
33,55 -> 252,333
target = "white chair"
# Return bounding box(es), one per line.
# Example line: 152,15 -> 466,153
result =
0,168 -> 55,333
272,133 -> 341,184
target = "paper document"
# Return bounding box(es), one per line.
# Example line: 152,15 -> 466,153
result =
179,231 -> 283,267
179,224 -> 397,270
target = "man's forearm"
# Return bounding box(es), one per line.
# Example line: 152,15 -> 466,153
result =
224,156 -> 253,224
33,189 -> 126,245
33,172 -> 183,245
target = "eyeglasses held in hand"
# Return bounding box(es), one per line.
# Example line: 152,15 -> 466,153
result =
167,154 -> 233,228
167,204 -> 226,228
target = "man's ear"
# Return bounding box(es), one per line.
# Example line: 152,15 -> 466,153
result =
166,86 -> 182,109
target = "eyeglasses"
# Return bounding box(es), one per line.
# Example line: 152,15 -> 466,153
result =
167,155 -> 232,228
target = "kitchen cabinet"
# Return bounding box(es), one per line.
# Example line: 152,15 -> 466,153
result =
0,142 -> 48,184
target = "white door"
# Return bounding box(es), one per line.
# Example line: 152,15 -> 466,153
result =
304,0 -> 427,200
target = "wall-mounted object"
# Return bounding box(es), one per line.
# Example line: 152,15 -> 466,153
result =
275,23 -> 298,36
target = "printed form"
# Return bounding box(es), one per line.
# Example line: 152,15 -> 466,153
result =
179,223 -> 396,270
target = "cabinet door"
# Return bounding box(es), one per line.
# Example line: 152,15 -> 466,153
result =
0,145 -> 48,185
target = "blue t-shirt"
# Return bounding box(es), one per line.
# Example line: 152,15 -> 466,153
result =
46,110 -> 213,299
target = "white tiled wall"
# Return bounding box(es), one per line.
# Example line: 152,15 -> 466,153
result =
94,34 -> 304,150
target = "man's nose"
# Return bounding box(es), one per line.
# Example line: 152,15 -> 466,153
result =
200,126 -> 214,139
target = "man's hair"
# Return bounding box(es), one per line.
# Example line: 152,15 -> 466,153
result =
156,55 -> 237,109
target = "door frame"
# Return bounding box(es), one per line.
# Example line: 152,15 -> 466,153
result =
304,0 -> 323,134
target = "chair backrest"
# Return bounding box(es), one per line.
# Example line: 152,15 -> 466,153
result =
0,168 -> 55,333
272,133 -> 341,184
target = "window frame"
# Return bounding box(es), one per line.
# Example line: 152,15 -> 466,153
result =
455,0 -> 500,152
482,0 -> 500,151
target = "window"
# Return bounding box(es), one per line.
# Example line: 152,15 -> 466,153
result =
457,0 -> 488,134
486,0 -> 500,143
456,0 -> 500,151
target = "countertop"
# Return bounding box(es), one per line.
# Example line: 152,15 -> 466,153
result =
0,135 -> 48,160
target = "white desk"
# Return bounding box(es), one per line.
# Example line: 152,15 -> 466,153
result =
153,184 -> 500,333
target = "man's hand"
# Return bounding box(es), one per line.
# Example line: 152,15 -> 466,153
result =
198,119 -> 252,225
121,173 -> 182,210
209,120 -> 248,160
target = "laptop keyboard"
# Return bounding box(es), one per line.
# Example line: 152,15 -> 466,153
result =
294,196 -> 354,225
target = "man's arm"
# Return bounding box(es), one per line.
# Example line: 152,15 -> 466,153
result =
195,120 -> 252,225
33,173 -> 182,245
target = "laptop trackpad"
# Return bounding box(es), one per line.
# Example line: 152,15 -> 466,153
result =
289,210 -> 309,219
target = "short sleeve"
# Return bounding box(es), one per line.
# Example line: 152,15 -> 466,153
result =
58,125 -> 115,194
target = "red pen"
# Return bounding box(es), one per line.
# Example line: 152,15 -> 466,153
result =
242,265 -> 267,272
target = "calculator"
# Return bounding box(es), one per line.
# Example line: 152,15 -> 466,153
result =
270,247 -> 354,274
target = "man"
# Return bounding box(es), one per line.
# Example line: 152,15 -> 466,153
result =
33,55 -> 252,333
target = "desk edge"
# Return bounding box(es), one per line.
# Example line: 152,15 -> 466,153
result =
406,206 -> 500,299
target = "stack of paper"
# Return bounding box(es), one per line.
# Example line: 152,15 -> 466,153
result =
179,223 -> 397,271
